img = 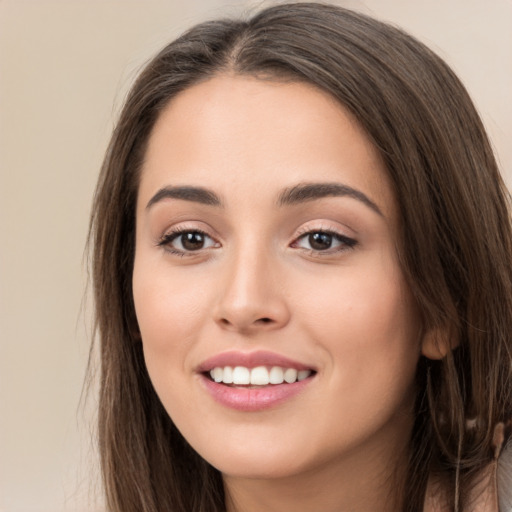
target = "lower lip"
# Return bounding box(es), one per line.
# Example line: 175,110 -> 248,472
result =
199,374 -> 313,412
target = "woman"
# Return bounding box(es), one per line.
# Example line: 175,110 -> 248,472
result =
89,3 -> 512,511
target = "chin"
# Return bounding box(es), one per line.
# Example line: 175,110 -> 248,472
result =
191,430 -> 333,481
210,453 -> 309,480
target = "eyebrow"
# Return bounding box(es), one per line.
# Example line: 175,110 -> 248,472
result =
146,186 -> 223,209
277,182 -> 383,216
145,182 -> 383,216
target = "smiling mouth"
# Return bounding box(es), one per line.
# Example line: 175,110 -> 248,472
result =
206,366 -> 315,386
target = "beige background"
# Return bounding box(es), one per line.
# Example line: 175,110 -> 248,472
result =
0,1 -> 510,511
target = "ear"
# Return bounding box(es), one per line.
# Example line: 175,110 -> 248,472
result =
421,324 -> 458,360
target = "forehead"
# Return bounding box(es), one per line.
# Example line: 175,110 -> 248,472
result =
138,75 -> 396,220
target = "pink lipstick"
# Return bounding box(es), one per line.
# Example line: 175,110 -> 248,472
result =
197,350 -> 316,412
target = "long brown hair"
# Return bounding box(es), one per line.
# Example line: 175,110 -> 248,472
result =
88,3 -> 512,511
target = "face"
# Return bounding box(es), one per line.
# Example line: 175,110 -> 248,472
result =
133,75 -> 422,482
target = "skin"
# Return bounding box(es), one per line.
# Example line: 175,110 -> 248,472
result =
133,75 -> 427,511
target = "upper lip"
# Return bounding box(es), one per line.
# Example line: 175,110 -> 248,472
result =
196,350 -> 315,373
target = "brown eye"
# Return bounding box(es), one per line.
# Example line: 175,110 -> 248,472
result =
180,232 -> 206,251
293,230 -> 358,253
159,229 -> 218,254
308,232 -> 333,250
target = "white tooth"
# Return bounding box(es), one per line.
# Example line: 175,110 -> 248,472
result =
222,366 -> 233,384
212,367 -> 223,383
232,366 -> 250,385
250,366 -> 270,385
284,368 -> 298,383
297,370 -> 311,381
269,366 -> 284,384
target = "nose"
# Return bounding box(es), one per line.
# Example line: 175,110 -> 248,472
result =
213,249 -> 291,334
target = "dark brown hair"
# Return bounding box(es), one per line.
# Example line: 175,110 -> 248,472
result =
88,3 -> 512,511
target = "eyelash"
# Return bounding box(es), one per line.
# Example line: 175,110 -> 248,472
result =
292,228 -> 358,255
157,227 -> 217,257
157,227 -> 357,257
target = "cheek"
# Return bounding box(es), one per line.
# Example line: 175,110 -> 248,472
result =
132,261 -> 208,425
295,258 -> 420,397
133,259 -> 207,344
131,257 -> 212,398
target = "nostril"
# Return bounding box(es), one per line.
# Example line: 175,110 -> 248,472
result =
216,313 -> 284,331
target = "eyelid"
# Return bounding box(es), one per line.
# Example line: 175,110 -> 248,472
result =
293,221 -> 354,240
155,220 -> 219,243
